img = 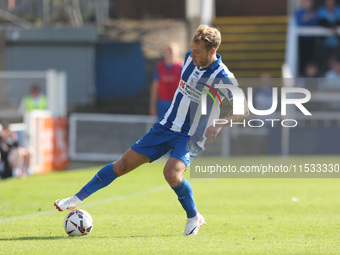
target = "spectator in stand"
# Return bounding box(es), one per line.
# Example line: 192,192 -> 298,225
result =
0,121 -> 31,178
295,0 -> 318,74
316,0 -> 340,59
296,0 -> 318,26
149,43 -> 183,120
297,61 -> 324,91
325,58 -> 340,89
254,73 -> 274,111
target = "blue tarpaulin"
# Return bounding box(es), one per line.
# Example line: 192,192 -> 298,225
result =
96,42 -> 147,98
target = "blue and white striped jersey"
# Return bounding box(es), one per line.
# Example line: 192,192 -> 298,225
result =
159,51 -> 239,148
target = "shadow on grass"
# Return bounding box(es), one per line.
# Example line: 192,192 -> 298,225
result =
110,234 -> 177,238
0,235 -> 110,241
0,234 -> 177,241
0,236 -> 69,241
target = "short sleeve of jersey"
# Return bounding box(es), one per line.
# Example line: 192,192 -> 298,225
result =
214,70 -> 240,101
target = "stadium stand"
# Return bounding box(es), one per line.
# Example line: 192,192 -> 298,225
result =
213,16 -> 288,78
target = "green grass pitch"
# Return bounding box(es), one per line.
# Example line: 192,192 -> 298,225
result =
0,156 -> 340,254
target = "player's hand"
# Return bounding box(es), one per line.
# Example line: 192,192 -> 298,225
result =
204,124 -> 223,143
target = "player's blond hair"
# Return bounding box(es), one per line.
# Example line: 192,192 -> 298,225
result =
192,24 -> 221,51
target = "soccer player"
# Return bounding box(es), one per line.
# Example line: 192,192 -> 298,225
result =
54,24 -> 249,236
149,43 -> 183,120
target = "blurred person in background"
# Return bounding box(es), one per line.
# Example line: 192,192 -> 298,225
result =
0,122 -> 31,178
295,0 -> 318,26
297,61 -> 324,91
0,121 -> 13,179
325,58 -> 340,89
295,0 -> 318,74
149,43 -> 183,120
297,61 -> 325,111
317,0 -> 340,64
254,73 -> 274,111
18,83 -> 48,117
322,58 -> 340,110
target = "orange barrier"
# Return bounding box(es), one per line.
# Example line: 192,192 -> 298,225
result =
31,116 -> 68,174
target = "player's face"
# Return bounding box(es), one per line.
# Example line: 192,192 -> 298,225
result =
190,40 -> 214,68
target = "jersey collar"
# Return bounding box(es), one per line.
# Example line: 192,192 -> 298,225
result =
198,53 -> 222,71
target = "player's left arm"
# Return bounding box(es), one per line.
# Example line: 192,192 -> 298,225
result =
204,98 -> 249,143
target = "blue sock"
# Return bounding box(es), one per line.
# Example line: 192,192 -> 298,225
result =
172,178 -> 198,218
75,163 -> 118,201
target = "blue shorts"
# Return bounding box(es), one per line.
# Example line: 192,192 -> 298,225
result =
131,123 -> 202,167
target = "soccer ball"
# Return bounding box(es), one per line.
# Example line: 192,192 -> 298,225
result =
64,209 -> 93,236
